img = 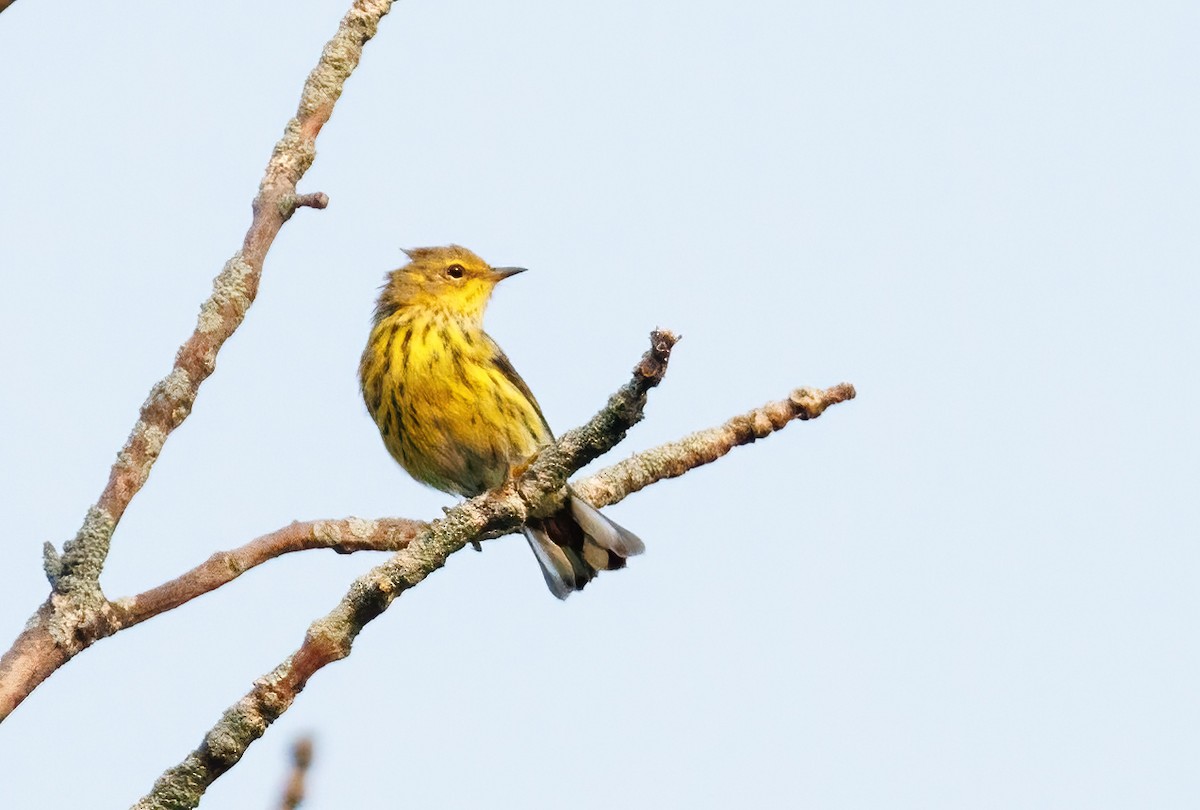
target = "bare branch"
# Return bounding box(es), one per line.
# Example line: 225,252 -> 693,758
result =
0,602 -> 68,722
277,737 -> 314,810
109,519 -> 423,629
0,0 -> 395,726
133,330 -> 680,810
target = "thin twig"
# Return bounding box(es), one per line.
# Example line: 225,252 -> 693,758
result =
278,737 -> 314,810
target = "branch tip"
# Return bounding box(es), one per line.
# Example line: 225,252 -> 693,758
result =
278,736 -> 314,810
640,329 -> 678,382
790,382 -> 856,419
292,737 -> 313,768
295,192 -> 330,210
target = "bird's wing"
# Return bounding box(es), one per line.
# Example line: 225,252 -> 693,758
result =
485,335 -> 554,438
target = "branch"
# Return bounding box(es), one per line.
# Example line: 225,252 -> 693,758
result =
0,369 -> 851,723
109,519 -> 423,629
277,737 -> 314,810
105,383 -> 856,630
49,4 -> 384,593
133,340 -> 860,810
132,330 -> 680,810
0,0 -> 395,726
575,383 -> 857,507
0,601 -> 66,725
291,192 -> 330,211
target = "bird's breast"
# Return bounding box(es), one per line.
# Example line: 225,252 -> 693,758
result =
361,311 -> 548,496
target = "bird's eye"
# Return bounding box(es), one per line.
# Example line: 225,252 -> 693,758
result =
446,264 -> 465,279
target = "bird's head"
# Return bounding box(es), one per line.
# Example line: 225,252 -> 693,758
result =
375,245 -> 526,323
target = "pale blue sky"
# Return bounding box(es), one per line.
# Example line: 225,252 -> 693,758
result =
2,1 -> 1198,807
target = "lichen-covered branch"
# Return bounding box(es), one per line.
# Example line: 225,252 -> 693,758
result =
83,381 -> 859,630
132,340 -> 858,810
51,0 -> 394,589
0,0 -> 395,726
63,381 -> 855,639
132,331 -> 680,810
575,383 -> 857,507
0,360 -> 851,726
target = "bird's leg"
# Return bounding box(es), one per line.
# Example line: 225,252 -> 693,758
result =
508,457 -> 533,480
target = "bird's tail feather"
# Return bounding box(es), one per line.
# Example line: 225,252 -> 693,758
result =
522,492 -> 644,599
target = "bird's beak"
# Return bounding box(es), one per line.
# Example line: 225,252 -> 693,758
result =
490,266 -> 528,282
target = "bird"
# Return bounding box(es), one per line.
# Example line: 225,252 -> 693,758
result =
359,245 -> 644,598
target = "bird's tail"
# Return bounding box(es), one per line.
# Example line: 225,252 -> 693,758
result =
522,491 -> 645,599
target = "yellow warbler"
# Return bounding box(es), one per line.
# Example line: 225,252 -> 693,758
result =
359,245 -> 643,597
